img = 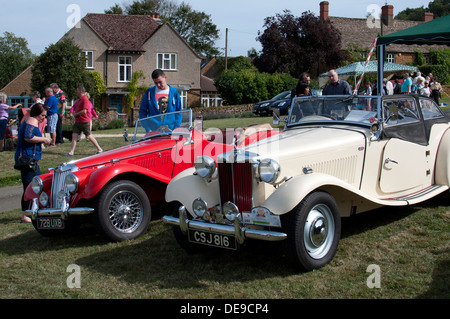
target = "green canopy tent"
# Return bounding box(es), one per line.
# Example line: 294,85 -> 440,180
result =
376,14 -> 450,95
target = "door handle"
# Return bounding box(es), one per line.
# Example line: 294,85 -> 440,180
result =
385,158 -> 398,164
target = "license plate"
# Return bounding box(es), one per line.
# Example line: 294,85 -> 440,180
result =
36,217 -> 65,230
188,229 -> 236,250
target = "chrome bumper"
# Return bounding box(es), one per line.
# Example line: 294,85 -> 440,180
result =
25,198 -> 94,220
162,206 -> 287,244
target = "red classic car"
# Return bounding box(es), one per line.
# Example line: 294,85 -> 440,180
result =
24,110 -> 278,241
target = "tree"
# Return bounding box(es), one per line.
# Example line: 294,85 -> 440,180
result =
254,10 -> 344,77
167,2 -> 220,57
105,0 -> 220,58
0,32 -> 35,89
395,0 -> 450,20
31,38 -> 93,100
104,3 -> 123,14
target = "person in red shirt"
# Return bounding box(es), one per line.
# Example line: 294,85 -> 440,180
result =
64,86 -> 102,156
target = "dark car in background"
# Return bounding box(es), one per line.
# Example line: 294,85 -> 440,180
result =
252,91 -> 292,116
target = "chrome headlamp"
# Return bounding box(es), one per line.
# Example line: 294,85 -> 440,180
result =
192,198 -> 208,219
223,201 -> 239,221
65,173 -> 79,193
39,192 -> 49,207
31,176 -> 43,195
258,158 -> 280,184
194,156 -> 216,179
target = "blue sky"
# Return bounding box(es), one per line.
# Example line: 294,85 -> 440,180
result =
2,0 -> 433,57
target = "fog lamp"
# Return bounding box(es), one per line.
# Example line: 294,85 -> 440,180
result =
223,201 -> 239,221
192,198 -> 208,218
39,192 -> 49,207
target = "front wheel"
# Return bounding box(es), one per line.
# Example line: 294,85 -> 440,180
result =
94,180 -> 151,242
282,191 -> 341,271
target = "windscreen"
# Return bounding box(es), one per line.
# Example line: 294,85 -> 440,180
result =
132,110 -> 193,142
287,96 -> 380,126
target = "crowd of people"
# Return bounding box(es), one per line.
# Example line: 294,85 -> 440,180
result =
297,70 -> 444,106
0,84 -> 101,223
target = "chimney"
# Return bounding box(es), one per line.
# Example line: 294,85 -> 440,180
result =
381,5 -> 394,27
320,1 -> 329,20
423,12 -> 433,22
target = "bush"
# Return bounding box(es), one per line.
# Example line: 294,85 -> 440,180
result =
215,70 -> 296,105
105,119 -> 125,130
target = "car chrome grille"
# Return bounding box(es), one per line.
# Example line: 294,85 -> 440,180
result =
218,162 -> 253,212
51,169 -> 71,208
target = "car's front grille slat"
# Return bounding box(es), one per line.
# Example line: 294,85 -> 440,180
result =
218,162 -> 253,213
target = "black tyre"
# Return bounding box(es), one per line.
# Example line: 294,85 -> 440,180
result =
282,191 -> 341,271
94,180 -> 151,241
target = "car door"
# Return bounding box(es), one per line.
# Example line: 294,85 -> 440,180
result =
379,96 -> 432,194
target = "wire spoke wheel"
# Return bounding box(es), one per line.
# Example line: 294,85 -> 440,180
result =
108,191 -> 144,233
95,180 -> 151,242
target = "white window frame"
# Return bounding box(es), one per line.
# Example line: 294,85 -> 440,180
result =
201,94 -> 222,107
386,53 -> 395,63
118,56 -> 132,82
83,51 -> 94,69
180,90 -> 187,109
157,53 -> 177,71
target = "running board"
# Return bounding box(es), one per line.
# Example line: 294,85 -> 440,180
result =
383,185 -> 448,205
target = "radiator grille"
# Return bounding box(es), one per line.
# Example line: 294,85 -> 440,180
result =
51,170 -> 71,208
218,162 -> 253,212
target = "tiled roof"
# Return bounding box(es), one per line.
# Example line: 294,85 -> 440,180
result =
201,75 -> 217,92
330,16 -> 440,53
83,13 -> 161,51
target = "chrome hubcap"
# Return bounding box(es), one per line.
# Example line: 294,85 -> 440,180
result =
303,204 -> 335,259
108,191 -> 143,233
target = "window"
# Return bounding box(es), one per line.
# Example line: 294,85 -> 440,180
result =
419,97 -> 444,120
83,51 -> 94,68
118,56 -> 132,82
202,94 -> 223,107
180,90 -> 187,109
157,53 -> 177,70
386,53 -> 395,63
383,98 -> 420,126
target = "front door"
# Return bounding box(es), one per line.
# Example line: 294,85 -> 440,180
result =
110,95 -> 122,113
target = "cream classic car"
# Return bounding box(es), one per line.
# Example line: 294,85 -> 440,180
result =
162,94 -> 450,271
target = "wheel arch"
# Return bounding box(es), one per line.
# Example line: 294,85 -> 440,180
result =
435,128 -> 450,186
82,164 -> 170,204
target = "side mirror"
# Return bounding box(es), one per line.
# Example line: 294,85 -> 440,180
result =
273,108 -> 281,125
387,105 -> 398,124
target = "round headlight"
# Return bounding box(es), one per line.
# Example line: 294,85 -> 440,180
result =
223,201 -> 239,221
192,198 -> 208,218
31,176 -> 43,195
258,159 -> 280,184
194,156 -> 216,179
65,173 -> 79,193
39,192 -> 49,207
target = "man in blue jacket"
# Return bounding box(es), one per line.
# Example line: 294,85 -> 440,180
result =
44,87 -> 59,146
139,69 -> 182,132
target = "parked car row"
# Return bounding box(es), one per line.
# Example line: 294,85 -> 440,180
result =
252,91 -> 292,116
25,94 -> 450,271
